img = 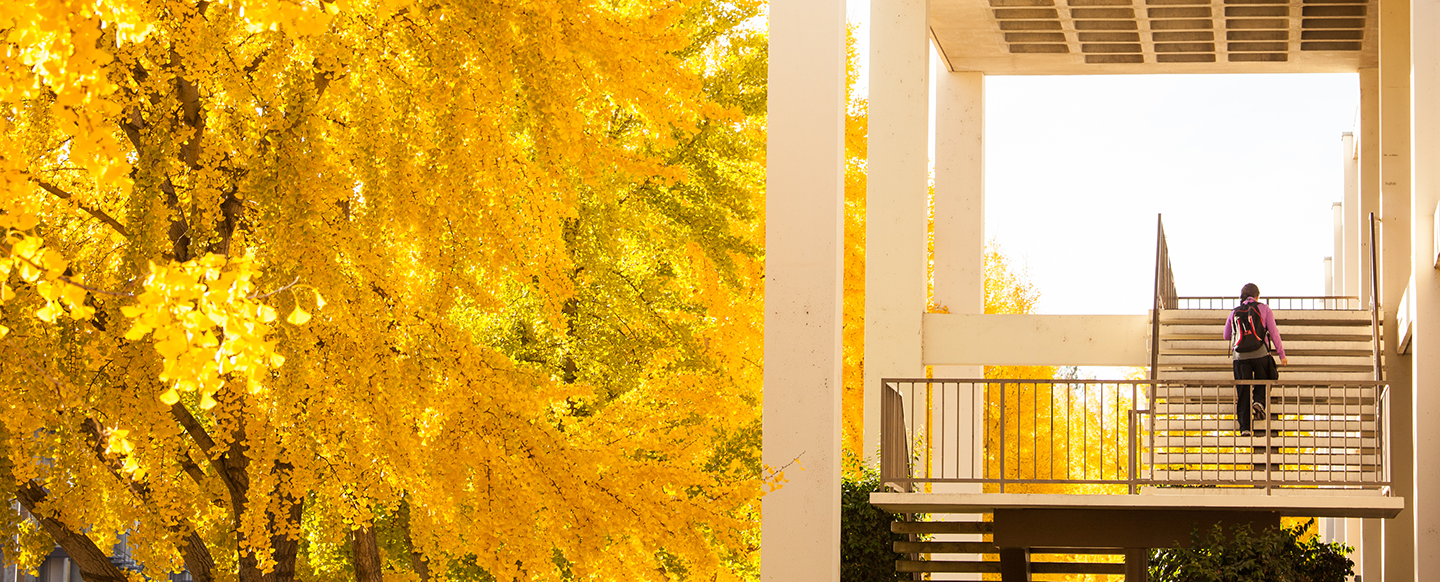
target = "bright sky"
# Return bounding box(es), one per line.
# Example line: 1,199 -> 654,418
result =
847,2 -> 1360,317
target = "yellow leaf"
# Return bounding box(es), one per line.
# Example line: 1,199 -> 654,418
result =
287,306 -> 311,325
199,393 -> 218,410
314,290 -> 326,310
159,387 -> 180,405
259,304 -> 277,323
270,353 -> 286,368
35,302 -> 60,323
124,323 -> 152,341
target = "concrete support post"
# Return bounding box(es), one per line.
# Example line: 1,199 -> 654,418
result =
1343,132 -> 1360,298
932,67 -> 985,440
999,548 -> 1031,582
1358,63 -> 1386,582
1379,0 -> 1415,578
931,66 -> 985,580
864,0 -> 931,464
1410,0 -> 1440,571
761,1 -> 845,581
1333,203 -> 1344,296
1124,549 -> 1149,582
1361,69 -> 1381,311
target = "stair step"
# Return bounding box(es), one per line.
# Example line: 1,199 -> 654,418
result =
1160,309 -> 1375,323
1160,324 -> 1376,339
1155,371 -> 1378,382
891,521 -> 992,534
1150,435 -> 1378,448
1151,418 -> 1377,431
1159,339 -> 1375,351
1151,452 -> 1379,465
897,560 -> 1000,574
1158,355 -> 1374,366
1152,386 -> 1380,399
1153,403 -> 1376,414
896,560 -> 1125,575
1149,469 -> 1382,482
895,541 -> 996,554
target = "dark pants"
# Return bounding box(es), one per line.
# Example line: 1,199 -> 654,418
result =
1233,355 -> 1278,432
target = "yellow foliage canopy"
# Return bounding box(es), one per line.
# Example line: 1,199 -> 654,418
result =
0,1 -> 765,581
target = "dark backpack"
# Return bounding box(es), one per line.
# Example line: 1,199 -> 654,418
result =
1231,301 -> 1269,353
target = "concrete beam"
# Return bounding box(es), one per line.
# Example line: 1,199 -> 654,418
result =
922,313 -> 1150,367
993,508 -> 1280,549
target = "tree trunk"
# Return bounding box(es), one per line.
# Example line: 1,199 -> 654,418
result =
14,481 -> 130,582
398,499 -> 431,581
351,525 -> 384,582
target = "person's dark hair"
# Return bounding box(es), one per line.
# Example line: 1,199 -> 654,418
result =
1241,283 -> 1260,301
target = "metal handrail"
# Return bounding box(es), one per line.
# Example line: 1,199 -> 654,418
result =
1151,215 -> 1174,380
880,378 -> 1392,494
1369,212 -> 1382,381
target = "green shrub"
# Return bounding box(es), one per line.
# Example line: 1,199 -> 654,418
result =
840,462 -> 911,582
1149,518 -> 1353,582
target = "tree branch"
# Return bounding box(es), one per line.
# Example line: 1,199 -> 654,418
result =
80,417 -> 216,582
31,178 -> 129,237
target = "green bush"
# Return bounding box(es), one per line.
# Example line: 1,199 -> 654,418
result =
1149,519 -> 1353,582
840,463 -> 911,582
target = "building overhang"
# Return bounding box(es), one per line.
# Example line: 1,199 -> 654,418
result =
931,0 -> 1377,74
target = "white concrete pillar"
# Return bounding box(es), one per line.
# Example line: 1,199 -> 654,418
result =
864,0 -> 931,464
930,65 -> 985,580
1332,203 -> 1344,297
1325,257 -> 1334,296
1379,0 -> 1414,577
761,1 -> 845,580
1357,65 -> 1383,582
1410,0 -> 1440,571
1343,132 -> 1360,299
1361,69 -> 1381,312
932,67 -> 985,470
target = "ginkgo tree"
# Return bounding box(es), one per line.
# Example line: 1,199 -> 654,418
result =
0,1 -> 765,581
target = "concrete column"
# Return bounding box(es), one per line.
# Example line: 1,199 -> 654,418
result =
1357,65 -> 1383,582
1325,257 -> 1334,296
1360,69 -> 1381,311
931,66 -> 985,580
1343,132 -> 1360,299
1332,203 -> 1344,297
931,68 -> 985,390
1379,0 -> 1414,578
864,0 -> 931,464
1410,0 -> 1440,571
761,1 -> 845,580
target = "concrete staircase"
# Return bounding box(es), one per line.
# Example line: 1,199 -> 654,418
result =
892,519 -> 1127,579
1153,307 -> 1379,383
1149,303 -> 1385,485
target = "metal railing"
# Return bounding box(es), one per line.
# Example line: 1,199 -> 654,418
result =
881,378 -> 1391,494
